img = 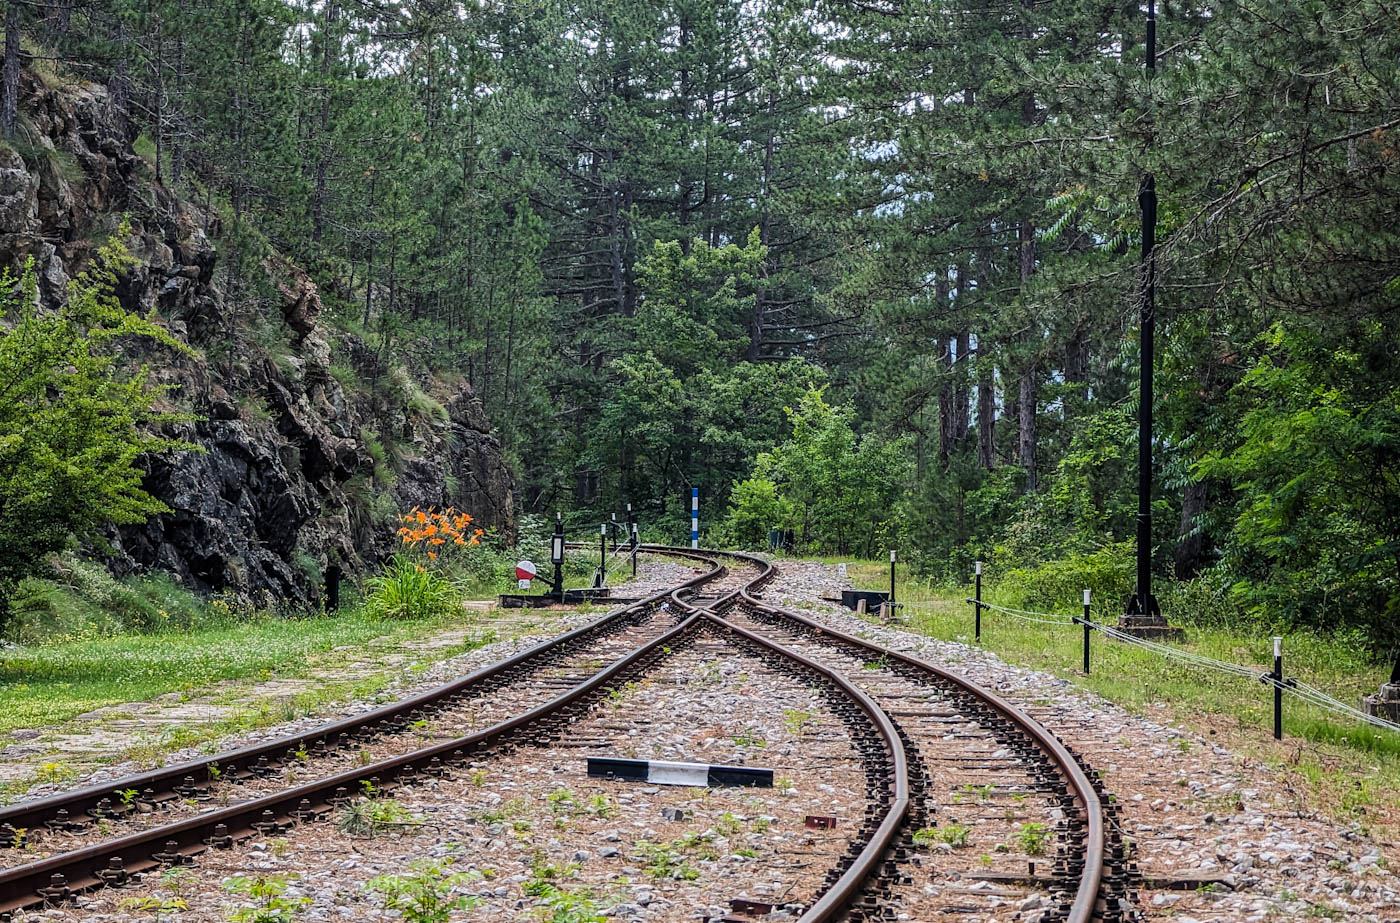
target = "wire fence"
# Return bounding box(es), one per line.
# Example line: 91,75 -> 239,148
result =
945,590 -> 1400,738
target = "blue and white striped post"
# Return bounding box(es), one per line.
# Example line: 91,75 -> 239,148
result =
690,488 -> 699,549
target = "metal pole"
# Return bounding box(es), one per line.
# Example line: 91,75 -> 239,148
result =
598,523 -> 607,588
889,550 -> 897,605
324,562 -> 342,615
691,488 -> 699,549
974,561 -> 982,642
1273,636 -> 1283,740
610,513 -> 618,552
552,512 -> 564,601
632,523 -> 639,578
1082,589 -> 1091,675
1129,0 -> 1160,621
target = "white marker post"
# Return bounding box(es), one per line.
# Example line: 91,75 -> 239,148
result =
691,488 -> 699,549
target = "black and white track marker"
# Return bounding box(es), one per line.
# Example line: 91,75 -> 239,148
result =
587,757 -> 773,788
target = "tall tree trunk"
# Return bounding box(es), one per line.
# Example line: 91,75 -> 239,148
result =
1,0 -> 18,139
1017,217 -> 1038,489
1175,479 -> 1211,578
977,364 -> 996,470
312,0 -> 338,246
1018,370 -> 1037,489
936,272 -> 954,464
170,0 -> 186,185
152,14 -> 164,184
952,263 -> 970,444
44,0 -> 70,49
954,329 -> 970,442
1064,319 -> 1090,409
748,90 -> 776,361
938,339 -> 954,465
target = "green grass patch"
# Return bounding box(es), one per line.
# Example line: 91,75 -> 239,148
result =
0,609 -> 480,739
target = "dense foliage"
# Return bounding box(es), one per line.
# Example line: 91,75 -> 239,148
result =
0,228 -> 192,622
3,0 -> 1400,647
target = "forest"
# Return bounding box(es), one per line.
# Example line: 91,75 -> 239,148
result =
2,0 -> 1399,650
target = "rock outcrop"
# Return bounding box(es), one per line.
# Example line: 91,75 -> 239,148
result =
0,68 -> 514,604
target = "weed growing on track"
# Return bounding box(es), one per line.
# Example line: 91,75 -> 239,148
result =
1016,822 -> 1050,856
782,708 -> 815,735
634,840 -> 701,880
524,861 -> 605,923
913,824 -> 970,848
336,797 -> 421,837
365,859 -> 481,922
119,894 -> 188,920
222,873 -> 310,922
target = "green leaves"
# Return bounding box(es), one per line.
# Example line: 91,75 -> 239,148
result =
0,224 -> 197,625
1195,322 -> 1400,642
749,388 -> 910,556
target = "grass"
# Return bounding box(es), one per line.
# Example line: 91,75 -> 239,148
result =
0,609 -> 488,738
822,556 -> 1400,841
0,545 -> 663,786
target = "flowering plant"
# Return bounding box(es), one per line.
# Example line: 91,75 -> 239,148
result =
397,507 -> 485,562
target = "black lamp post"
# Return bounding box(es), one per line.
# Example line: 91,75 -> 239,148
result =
1121,0 -> 1180,640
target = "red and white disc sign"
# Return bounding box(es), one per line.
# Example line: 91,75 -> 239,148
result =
515,560 -> 538,581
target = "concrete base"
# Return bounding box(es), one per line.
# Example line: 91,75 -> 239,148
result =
1361,683 -> 1400,723
841,589 -> 890,612
1116,613 -> 1185,642
498,587 -> 614,609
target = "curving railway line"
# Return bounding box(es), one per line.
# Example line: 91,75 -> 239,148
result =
0,546 -> 1128,923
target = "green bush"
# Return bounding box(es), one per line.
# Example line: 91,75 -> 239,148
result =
9,554 -> 212,643
0,226 -> 197,631
717,478 -> 792,549
992,543 -> 1135,614
363,557 -> 460,620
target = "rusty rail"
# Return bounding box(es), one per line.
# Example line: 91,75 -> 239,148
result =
0,548 -> 721,852
0,547 -> 1105,923
0,609 -> 710,917
725,552 -> 1106,923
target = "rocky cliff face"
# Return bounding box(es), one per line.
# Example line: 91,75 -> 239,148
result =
0,69 -> 514,604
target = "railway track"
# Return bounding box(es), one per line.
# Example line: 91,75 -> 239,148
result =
0,547 -> 1122,923
0,547 -> 720,915
683,551 -> 1123,923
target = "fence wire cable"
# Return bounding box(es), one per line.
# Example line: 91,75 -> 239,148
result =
1087,620 -> 1262,678
959,599 -> 1078,625
958,594 -> 1400,735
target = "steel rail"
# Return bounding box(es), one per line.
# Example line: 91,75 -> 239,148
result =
702,612 -> 911,923
726,553 -> 1107,923
0,547 -> 722,840
665,557 -> 914,923
0,606 -> 714,918
0,546 -> 1102,923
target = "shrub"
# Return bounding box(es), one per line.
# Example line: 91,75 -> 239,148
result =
718,478 -> 792,550
365,859 -> 479,923
992,543 -> 1135,614
9,554 -> 211,642
0,225 -> 197,631
363,557 -> 459,620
